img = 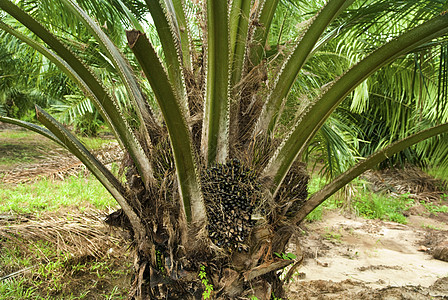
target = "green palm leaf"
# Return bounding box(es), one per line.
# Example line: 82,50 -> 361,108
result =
264,13 -> 448,195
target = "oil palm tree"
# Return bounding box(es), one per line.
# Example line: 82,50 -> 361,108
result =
0,0 -> 146,132
2,0 -> 448,298
0,33 -> 64,119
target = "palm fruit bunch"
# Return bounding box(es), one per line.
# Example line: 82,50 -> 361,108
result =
201,159 -> 261,252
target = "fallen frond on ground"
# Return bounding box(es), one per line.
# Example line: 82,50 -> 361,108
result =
363,166 -> 447,202
0,209 -> 126,259
0,210 -> 131,299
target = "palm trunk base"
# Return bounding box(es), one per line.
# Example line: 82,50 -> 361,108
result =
122,226 -> 294,300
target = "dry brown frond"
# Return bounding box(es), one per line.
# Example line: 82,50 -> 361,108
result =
363,166 -> 447,202
234,63 -> 268,146
0,210 -> 125,259
275,161 -> 309,217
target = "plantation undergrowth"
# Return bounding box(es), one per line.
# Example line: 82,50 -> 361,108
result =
0,175 -> 127,299
0,174 -> 117,214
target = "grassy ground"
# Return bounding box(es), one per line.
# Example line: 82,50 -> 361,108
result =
0,173 -> 117,214
0,127 -> 129,299
0,173 -> 130,299
0,174 -> 130,299
305,175 -> 448,224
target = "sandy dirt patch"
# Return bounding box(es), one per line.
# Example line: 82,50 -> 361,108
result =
287,211 -> 448,299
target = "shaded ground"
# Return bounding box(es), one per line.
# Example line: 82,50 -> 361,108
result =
0,124 -> 68,173
0,124 -> 122,183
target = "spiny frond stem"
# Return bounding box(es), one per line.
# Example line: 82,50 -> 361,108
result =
127,30 -> 206,225
202,0 -> 230,165
263,13 -> 448,197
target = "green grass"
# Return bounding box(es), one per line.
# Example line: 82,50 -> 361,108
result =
0,130 -> 36,140
78,135 -> 114,151
0,278 -> 38,299
304,171 -> 448,224
352,192 -> 413,224
0,239 -> 130,299
421,223 -> 444,230
0,174 -> 117,214
304,175 -> 428,224
421,201 -> 448,214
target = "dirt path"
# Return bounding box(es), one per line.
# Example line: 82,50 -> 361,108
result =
0,124 -> 122,183
287,211 -> 448,299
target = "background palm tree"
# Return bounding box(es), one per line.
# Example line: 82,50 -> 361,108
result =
2,0 -> 448,299
0,0 -> 151,134
0,33 -> 63,119
272,0 -> 448,177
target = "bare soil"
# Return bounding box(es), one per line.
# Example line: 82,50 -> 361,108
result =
287,210 -> 448,299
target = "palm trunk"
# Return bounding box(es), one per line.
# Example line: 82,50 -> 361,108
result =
124,222 -> 295,299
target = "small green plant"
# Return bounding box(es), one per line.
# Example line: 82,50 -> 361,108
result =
274,252 -> 297,260
0,277 -> 37,299
323,228 -> 342,243
155,249 -> 166,275
198,265 -> 213,299
421,224 -> 443,230
442,193 -> 447,201
387,212 -> 408,224
421,201 -> 448,214
271,292 -> 284,300
102,286 -> 121,300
